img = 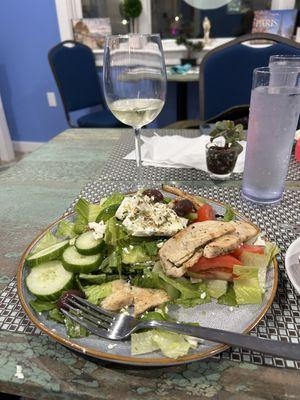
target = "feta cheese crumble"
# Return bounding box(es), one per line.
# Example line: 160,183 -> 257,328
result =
200,292 -> 207,300
88,221 -> 106,240
254,235 -> 266,246
14,365 -> 24,380
116,193 -> 188,237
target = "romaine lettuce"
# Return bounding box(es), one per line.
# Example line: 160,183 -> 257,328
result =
31,231 -> 60,254
79,273 -> 107,284
75,198 -> 103,223
217,283 -> 237,306
207,280 -> 228,299
104,217 -> 128,246
233,265 -> 262,304
131,330 -> 198,358
155,264 -> 210,307
74,195 -> 124,234
65,316 -> 88,338
264,242 -> 280,266
84,282 -> 112,305
223,205 -> 235,221
234,278 -> 262,305
29,299 -> 56,313
48,308 -> 65,323
56,220 -> 77,239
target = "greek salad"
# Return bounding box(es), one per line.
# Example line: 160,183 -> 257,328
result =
25,185 -> 279,359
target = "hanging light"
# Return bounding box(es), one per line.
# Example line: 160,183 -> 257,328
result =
183,0 -> 231,9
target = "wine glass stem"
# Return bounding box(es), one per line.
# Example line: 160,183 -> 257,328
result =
134,128 -> 142,182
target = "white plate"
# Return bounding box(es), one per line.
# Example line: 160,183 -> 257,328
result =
285,237 -> 300,295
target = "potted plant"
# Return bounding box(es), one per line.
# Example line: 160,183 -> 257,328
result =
176,35 -> 203,66
174,19 -> 203,66
121,0 -> 142,33
206,120 -> 246,180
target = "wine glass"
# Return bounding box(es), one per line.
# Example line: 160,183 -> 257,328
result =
103,34 -> 167,182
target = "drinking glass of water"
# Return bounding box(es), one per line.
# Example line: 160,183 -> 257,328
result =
269,55 -> 300,67
269,55 -> 300,87
103,34 -> 167,182
242,67 -> 300,204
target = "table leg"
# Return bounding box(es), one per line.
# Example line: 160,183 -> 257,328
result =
177,82 -> 188,121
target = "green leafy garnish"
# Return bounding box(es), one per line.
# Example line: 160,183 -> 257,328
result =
95,193 -> 124,222
48,308 -> 65,323
65,316 -> 88,338
95,204 -> 120,223
29,299 -> 56,313
223,205 -> 235,222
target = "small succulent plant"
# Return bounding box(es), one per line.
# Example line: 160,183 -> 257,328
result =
209,120 -> 246,154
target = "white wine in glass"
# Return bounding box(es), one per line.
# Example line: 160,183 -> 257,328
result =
103,34 -> 167,182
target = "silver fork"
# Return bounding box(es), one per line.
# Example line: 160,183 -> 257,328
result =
61,295 -> 300,361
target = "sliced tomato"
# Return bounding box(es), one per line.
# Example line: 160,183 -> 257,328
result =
196,204 -> 216,222
188,268 -> 234,281
189,255 -> 242,272
231,244 -> 264,260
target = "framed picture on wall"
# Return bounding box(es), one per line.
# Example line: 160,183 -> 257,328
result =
252,9 -> 297,39
72,18 -> 112,49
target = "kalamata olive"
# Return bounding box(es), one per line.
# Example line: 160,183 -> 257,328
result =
173,199 -> 194,217
57,289 -> 85,310
142,189 -> 164,203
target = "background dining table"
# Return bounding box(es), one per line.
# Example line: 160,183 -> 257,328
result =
1,128 -> 300,400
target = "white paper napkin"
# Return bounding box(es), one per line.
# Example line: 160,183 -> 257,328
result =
124,134 -> 246,173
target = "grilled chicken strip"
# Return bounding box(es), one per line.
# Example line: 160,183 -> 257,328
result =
101,280 -> 133,311
101,280 -> 170,316
229,221 -> 259,243
203,221 -> 259,258
203,233 -> 242,258
162,185 -> 205,210
132,287 -> 170,317
159,221 -> 235,277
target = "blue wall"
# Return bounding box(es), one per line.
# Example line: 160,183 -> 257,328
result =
0,0 -> 68,142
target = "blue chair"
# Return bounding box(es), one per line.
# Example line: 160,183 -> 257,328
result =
167,33 -> 300,128
199,32 -> 300,121
48,40 -> 121,128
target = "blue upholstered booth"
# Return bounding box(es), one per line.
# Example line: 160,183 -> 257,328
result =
48,40 -> 121,128
200,33 -> 300,121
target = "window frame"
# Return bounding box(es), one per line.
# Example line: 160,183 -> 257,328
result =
54,1 -> 235,66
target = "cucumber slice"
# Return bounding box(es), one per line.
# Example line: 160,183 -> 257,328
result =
75,231 -> 104,255
26,260 -> 73,301
62,246 -> 102,273
26,240 -> 69,267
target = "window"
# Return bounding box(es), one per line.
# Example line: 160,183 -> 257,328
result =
150,0 -> 300,39
82,0 -> 130,34
79,0 -> 300,39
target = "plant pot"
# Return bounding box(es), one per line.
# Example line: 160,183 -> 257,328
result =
205,143 -> 239,180
181,58 -> 197,66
